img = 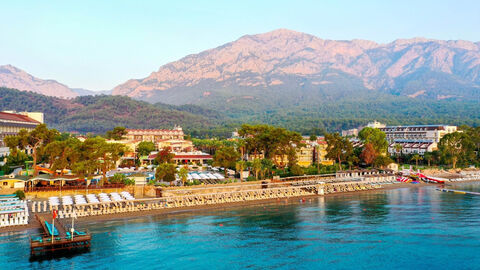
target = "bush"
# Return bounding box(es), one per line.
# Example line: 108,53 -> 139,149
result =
109,173 -> 135,185
246,176 -> 257,182
124,178 -> 135,186
14,190 -> 25,200
304,166 -> 319,175
147,180 -> 156,186
290,164 -> 304,176
185,179 -> 201,186
110,173 -> 127,184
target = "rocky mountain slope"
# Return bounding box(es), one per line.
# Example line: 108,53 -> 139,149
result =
0,65 -> 78,98
113,29 -> 480,105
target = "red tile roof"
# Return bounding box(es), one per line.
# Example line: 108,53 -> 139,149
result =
0,112 -> 40,124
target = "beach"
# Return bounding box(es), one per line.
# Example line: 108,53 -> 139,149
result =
0,181 -> 437,234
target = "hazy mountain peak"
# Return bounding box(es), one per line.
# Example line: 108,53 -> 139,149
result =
108,30 -> 480,104
0,65 -> 78,98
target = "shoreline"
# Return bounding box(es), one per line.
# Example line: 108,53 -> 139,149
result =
0,181 -> 465,234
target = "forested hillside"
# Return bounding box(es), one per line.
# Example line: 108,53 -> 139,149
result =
0,87 -> 227,136
1,87 -> 479,137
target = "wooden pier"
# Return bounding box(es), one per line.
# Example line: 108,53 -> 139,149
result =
30,213 -> 91,256
436,188 -> 480,196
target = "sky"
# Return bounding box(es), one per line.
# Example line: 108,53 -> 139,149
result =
1,0 -> 479,90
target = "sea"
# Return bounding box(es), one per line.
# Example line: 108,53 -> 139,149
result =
2,183 -> 480,269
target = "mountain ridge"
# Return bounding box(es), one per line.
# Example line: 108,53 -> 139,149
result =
0,65 -> 78,98
112,29 -> 480,104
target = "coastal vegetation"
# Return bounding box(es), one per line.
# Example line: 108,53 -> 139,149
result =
3,125 -> 128,183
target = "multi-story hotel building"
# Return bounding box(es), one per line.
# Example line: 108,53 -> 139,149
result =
379,125 -> 457,143
0,111 -> 43,148
125,126 -> 185,142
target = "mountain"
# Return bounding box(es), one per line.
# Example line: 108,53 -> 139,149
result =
113,29 -> 480,107
0,87 -> 226,136
0,65 -> 78,98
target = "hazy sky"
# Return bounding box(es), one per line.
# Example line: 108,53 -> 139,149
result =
1,0 -> 479,90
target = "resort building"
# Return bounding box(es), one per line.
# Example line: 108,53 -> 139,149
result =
388,140 -> 438,155
379,125 -> 457,143
147,151 -> 212,165
366,120 -> 386,129
313,138 -> 334,166
0,111 -> 43,147
125,127 -> 184,142
341,121 -> 385,137
286,138 -> 334,168
157,139 -> 194,153
341,128 -> 358,137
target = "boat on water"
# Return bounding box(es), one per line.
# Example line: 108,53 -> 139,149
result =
417,173 -> 447,184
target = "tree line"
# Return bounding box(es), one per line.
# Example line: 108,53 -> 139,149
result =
3,124 -> 129,185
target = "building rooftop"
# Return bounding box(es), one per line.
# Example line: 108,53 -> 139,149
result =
0,111 -> 40,124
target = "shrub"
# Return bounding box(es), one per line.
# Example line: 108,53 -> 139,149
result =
147,180 -> 156,186
110,173 -> 127,184
14,190 -> 25,200
246,176 -> 257,182
290,164 -> 304,176
186,179 -> 201,186
124,178 -> 135,186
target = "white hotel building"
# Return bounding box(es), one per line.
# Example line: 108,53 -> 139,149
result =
379,125 -> 458,155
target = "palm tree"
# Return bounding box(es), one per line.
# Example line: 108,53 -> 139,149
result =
178,166 -> 189,186
252,159 -> 262,180
394,143 -> 403,163
412,154 -> 423,167
423,152 -> 433,167
236,160 -> 246,182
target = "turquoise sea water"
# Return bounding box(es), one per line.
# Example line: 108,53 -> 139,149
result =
2,183 -> 480,269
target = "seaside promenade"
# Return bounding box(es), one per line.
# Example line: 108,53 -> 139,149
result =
27,174 -> 396,221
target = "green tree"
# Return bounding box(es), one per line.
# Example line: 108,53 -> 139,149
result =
252,158 -> 262,180
213,146 -> 240,177
423,152 -> 433,167
4,124 -> 59,176
358,127 -> 388,155
438,132 -> 474,169
393,143 -> 403,163
105,126 -> 127,140
325,133 -> 353,170
290,164 -> 304,176
309,134 -> 318,141
155,163 -> 177,183
235,160 -> 247,181
260,158 -> 274,179
178,166 -> 189,186
238,124 -> 302,165
373,155 -> 393,168
43,137 -> 81,175
412,154 -> 423,167
98,142 -> 127,184
137,141 -> 156,156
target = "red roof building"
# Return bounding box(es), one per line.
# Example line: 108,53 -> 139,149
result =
0,111 -> 41,147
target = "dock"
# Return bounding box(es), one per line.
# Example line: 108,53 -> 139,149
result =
30,213 -> 91,256
436,188 -> 480,196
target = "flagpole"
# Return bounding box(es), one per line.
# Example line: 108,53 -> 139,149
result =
71,210 -> 75,240
51,211 -> 55,243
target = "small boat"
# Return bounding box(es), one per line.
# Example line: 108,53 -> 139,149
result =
417,173 -> 446,184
